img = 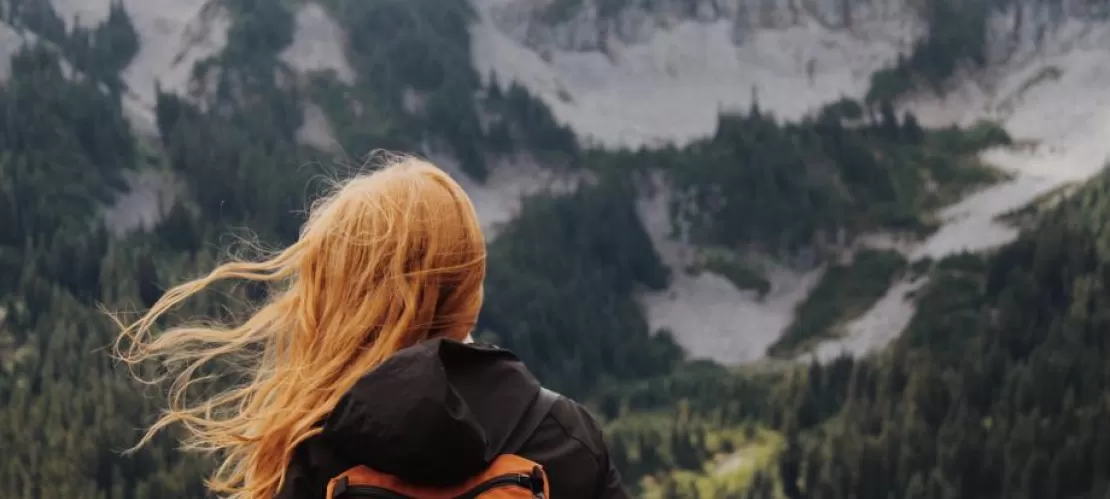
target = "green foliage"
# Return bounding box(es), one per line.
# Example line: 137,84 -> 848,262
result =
1,0 -> 68,46
597,361 -> 786,496
0,33 -> 216,497
768,249 -> 907,358
539,0 -> 586,23
2,0 -> 140,92
899,256 -> 984,356
772,167 -> 1110,499
0,8 -> 321,495
929,120 -> 1012,155
594,361 -> 778,422
867,0 -> 993,103
638,426 -> 783,499
156,86 -> 312,241
223,0 -> 295,61
665,102 -> 1002,252
304,0 -> 580,180
0,46 -> 134,246
7,2 -> 1108,498
313,0 -> 490,178
694,251 -> 771,298
68,2 -> 141,90
481,179 -> 681,396
483,76 -> 581,163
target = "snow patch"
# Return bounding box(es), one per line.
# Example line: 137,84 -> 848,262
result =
0,21 -> 25,81
280,3 -> 355,84
855,232 -> 919,256
119,0 -> 228,108
47,0 -> 112,29
48,0 -> 228,128
472,0 -> 920,149
48,0 -> 227,106
37,0 -> 229,131
905,24 -> 1110,259
908,171 -> 1047,260
120,93 -> 159,137
471,0 -> 919,361
635,176 -> 822,364
817,16 -> 1110,361
102,168 -> 182,235
296,102 -> 341,152
808,276 -> 926,362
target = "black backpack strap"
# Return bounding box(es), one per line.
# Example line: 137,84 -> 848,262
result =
503,387 -> 560,454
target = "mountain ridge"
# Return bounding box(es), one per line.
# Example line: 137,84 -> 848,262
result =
6,0 -> 1110,496
4,0 -> 1109,364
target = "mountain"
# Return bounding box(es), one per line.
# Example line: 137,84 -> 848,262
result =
3,0 -> 1110,497
9,0 -> 1107,364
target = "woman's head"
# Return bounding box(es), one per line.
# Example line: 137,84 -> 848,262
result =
294,156 -> 487,357
112,155 -> 486,499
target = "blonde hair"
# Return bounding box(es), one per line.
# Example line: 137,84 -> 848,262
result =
111,156 -> 488,498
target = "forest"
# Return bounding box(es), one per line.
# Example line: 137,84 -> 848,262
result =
2,0 -> 1108,497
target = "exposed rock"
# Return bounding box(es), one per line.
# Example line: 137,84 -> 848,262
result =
102,168 -> 182,235
402,87 -> 427,114
613,7 -> 654,44
0,22 -> 24,82
121,0 -> 230,109
280,3 -> 356,84
488,0 -> 920,54
694,0 -> 719,23
551,5 -> 603,50
295,102 -> 341,152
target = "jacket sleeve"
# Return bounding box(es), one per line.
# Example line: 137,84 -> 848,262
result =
275,436 -> 350,499
593,443 -> 631,499
519,398 -> 633,499
580,406 -> 633,499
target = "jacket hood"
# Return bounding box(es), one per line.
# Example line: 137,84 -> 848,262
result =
318,338 -> 542,486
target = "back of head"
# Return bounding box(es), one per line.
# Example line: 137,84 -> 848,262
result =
111,155 -> 487,499
293,156 -> 487,363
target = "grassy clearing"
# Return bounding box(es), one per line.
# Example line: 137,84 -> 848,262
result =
638,425 -> 785,499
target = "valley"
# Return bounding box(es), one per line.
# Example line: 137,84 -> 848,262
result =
0,0 -> 1059,364
4,0 -> 1110,497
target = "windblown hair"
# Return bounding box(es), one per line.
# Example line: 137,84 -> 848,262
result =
112,155 -> 488,499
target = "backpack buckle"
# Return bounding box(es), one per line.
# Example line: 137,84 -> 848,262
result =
529,465 -> 545,498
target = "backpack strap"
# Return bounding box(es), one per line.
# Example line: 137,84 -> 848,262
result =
502,387 -> 560,454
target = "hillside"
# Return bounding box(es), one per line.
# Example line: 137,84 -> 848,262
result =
3,0 -> 1110,497
473,0 -> 1110,362
4,0 -> 1018,363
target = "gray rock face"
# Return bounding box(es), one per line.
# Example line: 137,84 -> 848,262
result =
487,0 -> 1110,60
551,7 -> 603,50
613,7 -> 654,44
488,0 -> 918,54
978,0 -> 1110,68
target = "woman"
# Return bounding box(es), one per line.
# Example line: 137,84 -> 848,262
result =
113,156 -> 629,498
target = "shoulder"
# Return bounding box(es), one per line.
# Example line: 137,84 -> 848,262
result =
276,435 -> 351,499
516,395 -> 612,497
545,395 -> 608,457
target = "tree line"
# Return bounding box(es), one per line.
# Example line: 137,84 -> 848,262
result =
3,0 -> 1105,498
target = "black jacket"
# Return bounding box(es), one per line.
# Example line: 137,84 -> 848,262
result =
275,338 -> 631,498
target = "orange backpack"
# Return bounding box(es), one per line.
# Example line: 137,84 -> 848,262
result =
325,388 -> 559,499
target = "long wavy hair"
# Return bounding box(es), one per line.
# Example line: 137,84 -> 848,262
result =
111,155 -> 488,498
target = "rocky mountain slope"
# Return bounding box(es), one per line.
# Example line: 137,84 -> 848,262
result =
8,1 -> 1110,496
469,0 -> 1110,363
5,0 -> 1110,365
